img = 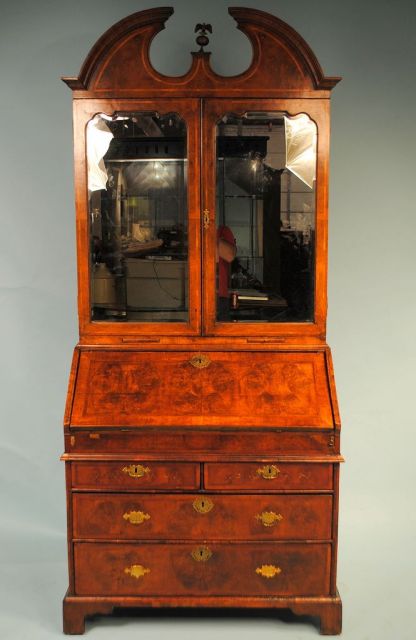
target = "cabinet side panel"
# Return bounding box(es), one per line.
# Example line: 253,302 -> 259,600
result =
63,348 -> 80,427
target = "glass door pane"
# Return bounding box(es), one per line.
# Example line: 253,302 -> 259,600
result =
215,111 -> 316,323
87,112 -> 189,322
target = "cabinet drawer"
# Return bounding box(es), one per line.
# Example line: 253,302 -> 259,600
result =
74,542 -> 331,597
71,462 -> 200,491
73,493 -> 332,541
205,462 -> 333,491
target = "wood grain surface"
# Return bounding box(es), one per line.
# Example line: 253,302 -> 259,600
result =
71,461 -> 200,491
204,462 -> 333,490
73,493 -> 333,541
70,350 -> 334,428
74,542 -> 331,597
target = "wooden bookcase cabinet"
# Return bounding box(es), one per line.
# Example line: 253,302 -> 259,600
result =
62,7 -> 343,635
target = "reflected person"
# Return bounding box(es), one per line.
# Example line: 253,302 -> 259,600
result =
217,224 -> 236,321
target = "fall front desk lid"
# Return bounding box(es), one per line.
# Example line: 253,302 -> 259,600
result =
68,350 -> 335,428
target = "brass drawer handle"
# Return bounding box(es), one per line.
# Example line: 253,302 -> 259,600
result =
191,545 -> 212,562
256,464 -> 280,480
189,354 -> 211,369
122,464 -> 150,479
123,510 -> 151,525
124,564 -> 150,579
256,564 -> 282,579
193,496 -> 214,514
255,511 -> 283,527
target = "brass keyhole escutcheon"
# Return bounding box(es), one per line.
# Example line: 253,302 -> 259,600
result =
189,354 -> 211,369
191,545 -> 212,562
256,464 -> 280,480
203,209 -> 210,229
122,464 -> 150,479
193,496 -> 214,514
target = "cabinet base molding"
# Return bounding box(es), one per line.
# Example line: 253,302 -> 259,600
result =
63,591 -> 342,635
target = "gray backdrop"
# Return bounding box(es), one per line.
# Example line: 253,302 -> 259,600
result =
1,0 -> 415,638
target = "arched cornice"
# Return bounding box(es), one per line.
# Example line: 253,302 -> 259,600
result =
62,6 -> 341,95
229,8 -> 341,90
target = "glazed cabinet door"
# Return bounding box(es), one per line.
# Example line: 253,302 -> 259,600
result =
202,99 -> 329,338
74,98 -> 201,337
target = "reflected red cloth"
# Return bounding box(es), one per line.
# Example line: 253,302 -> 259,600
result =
217,225 -> 236,298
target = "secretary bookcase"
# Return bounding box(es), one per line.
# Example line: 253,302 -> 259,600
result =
62,7 -> 343,634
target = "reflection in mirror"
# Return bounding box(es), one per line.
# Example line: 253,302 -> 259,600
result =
87,112 -> 188,322
216,111 -> 316,323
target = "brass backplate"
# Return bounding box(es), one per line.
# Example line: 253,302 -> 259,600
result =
255,511 -> 283,527
124,564 -> 150,579
255,564 -> 282,579
123,510 -> 151,525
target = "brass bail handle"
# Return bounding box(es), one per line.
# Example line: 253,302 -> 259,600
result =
124,564 -> 150,579
255,510 -> 283,527
256,564 -> 282,579
123,510 -> 151,525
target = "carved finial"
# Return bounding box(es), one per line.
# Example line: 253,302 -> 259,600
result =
194,23 -> 212,52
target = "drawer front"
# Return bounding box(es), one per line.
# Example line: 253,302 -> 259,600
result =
74,542 -> 331,596
205,462 -> 333,491
71,462 -> 200,491
73,493 -> 332,541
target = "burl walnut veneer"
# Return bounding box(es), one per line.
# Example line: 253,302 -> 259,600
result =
62,7 -> 342,635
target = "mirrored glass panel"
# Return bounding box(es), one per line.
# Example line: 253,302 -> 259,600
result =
216,111 -> 316,323
87,112 -> 188,322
